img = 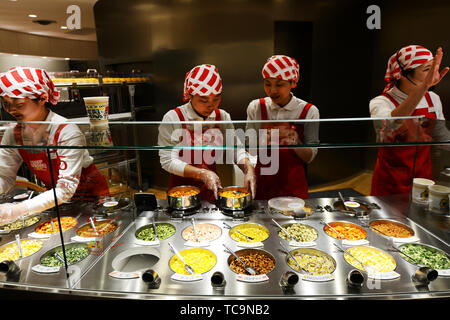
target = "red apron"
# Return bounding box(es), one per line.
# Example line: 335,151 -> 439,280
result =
14,123 -> 110,200
255,98 -> 313,200
168,107 -> 222,202
370,92 -> 436,196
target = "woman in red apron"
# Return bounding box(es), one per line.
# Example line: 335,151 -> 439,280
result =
158,64 -> 256,201
0,67 -> 109,225
246,55 -> 320,200
370,46 -> 449,196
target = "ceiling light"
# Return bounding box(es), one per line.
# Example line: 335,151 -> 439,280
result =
13,54 -> 18,57
28,14 -> 37,18
42,56 -> 47,59
60,26 -> 68,29
65,58 -> 70,60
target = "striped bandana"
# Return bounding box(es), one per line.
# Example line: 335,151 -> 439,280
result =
0,67 -> 59,105
183,64 -> 222,102
384,45 -> 433,92
262,55 -> 300,83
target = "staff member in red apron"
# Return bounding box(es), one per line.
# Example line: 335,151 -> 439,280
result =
370,46 -> 449,196
0,67 -> 109,225
158,64 -> 256,201
246,55 -> 320,200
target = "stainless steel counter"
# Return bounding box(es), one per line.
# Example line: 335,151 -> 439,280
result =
0,197 -> 449,300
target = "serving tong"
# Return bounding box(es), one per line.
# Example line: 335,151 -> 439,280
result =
151,217 -> 159,241
191,218 -> 199,242
168,242 -> 195,275
320,220 -> 349,241
278,242 -> 308,274
271,219 -> 294,241
223,222 -> 254,241
222,244 -> 256,276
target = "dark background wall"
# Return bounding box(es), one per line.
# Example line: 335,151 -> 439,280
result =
93,0 -> 450,190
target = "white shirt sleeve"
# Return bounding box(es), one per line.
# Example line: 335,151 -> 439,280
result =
303,105 -> 320,163
219,110 -> 251,166
158,111 -> 187,177
22,124 -> 90,215
369,96 -> 394,118
0,127 -> 23,194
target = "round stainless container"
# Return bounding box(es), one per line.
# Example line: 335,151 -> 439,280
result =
397,243 -> 450,269
369,219 -> 415,239
227,248 -> 276,275
285,247 -> 337,274
217,186 -> 251,211
39,242 -> 90,266
167,185 -> 200,210
322,221 -> 368,240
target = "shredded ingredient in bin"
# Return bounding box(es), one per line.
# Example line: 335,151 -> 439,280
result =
324,223 -> 366,240
229,224 -> 270,243
77,220 -> 118,238
41,246 -> 89,267
279,224 -> 318,242
218,190 -> 250,198
168,187 -> 199,197
370,222 -> 413,238
344,246 -> 396,273
35,217 -> 77,234
1,216 -> 40,231
400,244 -> 450,270
229,252 -> 275,275
288,252 -> 335,275
137,223 -> 175,241
0,239 -> 43,262
182,223 -> 221,242
169,248 -> 216,275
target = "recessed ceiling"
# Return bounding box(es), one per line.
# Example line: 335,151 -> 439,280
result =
0,0 -> 98,41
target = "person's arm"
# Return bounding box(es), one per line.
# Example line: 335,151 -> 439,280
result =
392,47 -> 449,117
0,128 -> 23,194
294,105 -> 320,164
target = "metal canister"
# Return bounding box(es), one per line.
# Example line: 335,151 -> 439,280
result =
167,186 -> 200,210
217,186 -> 252,211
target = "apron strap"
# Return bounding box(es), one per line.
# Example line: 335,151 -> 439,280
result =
299,102 -> 313,120
259,98 -> 268,120
174,107 -> 187,129
381,92 -> 400,107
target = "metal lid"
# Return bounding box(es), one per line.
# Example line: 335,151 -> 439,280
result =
268,197 -> 305,213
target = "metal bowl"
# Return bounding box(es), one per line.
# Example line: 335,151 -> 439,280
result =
322,221 -> 368,240
343,246 -> 397,273
181,223 -> 222,242
135,222 -> 176,241
397,243 -> 450,269
39,242 -> 90,266
0,238 -> 43,262
285,247 -> 337,274
0,214 -> 41,234
167,185 -> 200,210
169,248 -> 217,275
228,223 -> 270,243
333,197 -> 375,216
227,248 -> 276,275
217,186 -> 252,211
277,223 -> 319,242
34,216 -> 78,235
76,219 -> 119,238
369,219 -> 415,238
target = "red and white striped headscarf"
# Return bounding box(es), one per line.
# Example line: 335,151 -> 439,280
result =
384,45 -> 433,93
262,55 -> 300,83
183,64 -> 222,102
0,67 -> 59,105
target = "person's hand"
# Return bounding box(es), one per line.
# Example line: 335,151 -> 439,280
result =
425,47 -> 449,88
196,169 -> 222,199
243,164 -> 257,199
0,202 -> 29,226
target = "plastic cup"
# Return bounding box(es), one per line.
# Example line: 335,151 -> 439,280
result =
412,178 -> 435,204
428,184 -> 450,213
83,96 -> 109,127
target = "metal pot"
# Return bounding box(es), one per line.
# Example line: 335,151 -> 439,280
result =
167,185 -> 200,210
217,186 -> 252,211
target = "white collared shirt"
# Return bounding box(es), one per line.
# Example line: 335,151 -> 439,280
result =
246,95 -> 320,163
0,110 -> 94,214
158,102 -> 249,176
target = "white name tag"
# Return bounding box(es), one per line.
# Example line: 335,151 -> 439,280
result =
301,273 -> 334,282
184,240 -> 210,247
289,240 -> 316,247
367,271 -> 400,280
71,236 -> 99,243
393,236 -> 420,243
236,242 -> 263,248
171,273 -> 203,282
437,269 -> 450,277
342,239 -> 370,246
236,274 -> 268,283
32,264 -> 60,274
28,232 -> 51,239
109,270 -> 141,279
134,239 -> 160,246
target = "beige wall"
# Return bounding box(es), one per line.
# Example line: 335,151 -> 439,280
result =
0,28 -> 98,60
